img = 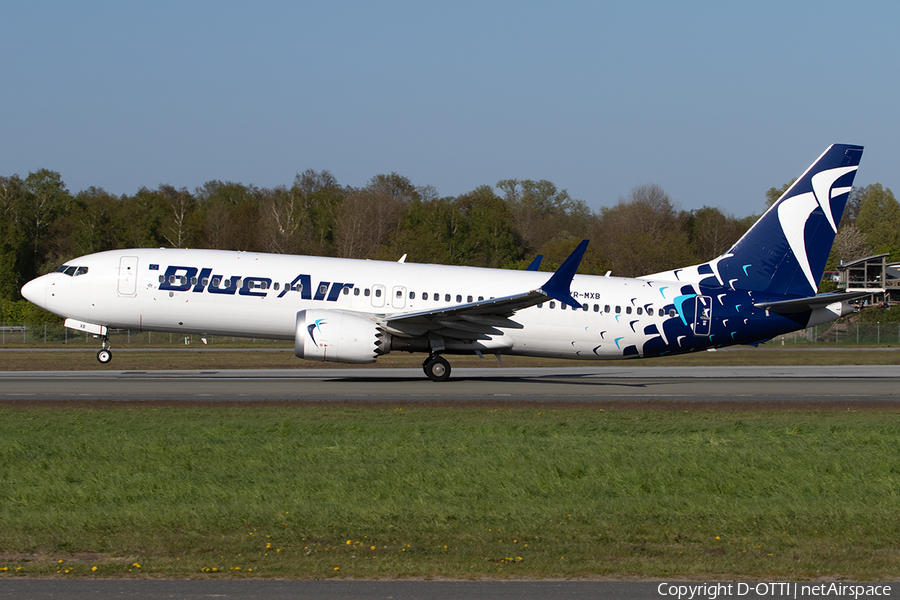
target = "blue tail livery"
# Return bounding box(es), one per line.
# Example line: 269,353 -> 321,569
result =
649,144 -> 863,298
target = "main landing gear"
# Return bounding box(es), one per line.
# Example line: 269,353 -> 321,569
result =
422,354 -> 451,382
96,335 -> 112,364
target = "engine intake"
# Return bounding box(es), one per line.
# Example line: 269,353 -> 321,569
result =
295,309 -> 389,364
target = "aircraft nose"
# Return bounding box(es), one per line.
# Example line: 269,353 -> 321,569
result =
21,276 -> 47,308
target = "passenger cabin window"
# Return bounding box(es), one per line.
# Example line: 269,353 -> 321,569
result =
445,294 -> 450,302
647,307 -> 654,316
365,289 -> 370,297
670,309 -> 677,317
410,291 -> 416,299
456,294 -> 462,302
636,307 -> 643,315
593,304 -> 599,312
396,290 -> 403,298
626,307 -> 632,314
549,301 -> 556,309
615,306 -> 621,314
605,305 -> 611,313
582,303 -> 588,311
467,295 -> 473,303
159,275 -> 165,283
375,289 -> 382,298
478,296 -> 484,301
423,292 -> 429,300
354,288 -> 360,296
343,286 -> 350,295
319,284 -> 328,295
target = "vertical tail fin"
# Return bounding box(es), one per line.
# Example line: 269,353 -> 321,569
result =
725,144 -> 863,296
647,145 -> 864,297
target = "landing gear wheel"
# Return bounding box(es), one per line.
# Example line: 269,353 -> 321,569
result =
97,349 -> 112,364
423,355 -> 451,382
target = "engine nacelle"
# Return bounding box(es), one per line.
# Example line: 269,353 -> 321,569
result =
295,309 -> 390,364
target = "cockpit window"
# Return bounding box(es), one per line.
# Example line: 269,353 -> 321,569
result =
56,265 -> 88,276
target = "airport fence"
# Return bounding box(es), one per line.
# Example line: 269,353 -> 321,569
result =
764,321 -> 900,345
0,322 -> 291,347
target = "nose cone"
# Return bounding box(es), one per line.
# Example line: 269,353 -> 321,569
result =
21,276 -> 48,308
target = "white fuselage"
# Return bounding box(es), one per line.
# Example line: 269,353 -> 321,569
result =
25,248 -> 709,360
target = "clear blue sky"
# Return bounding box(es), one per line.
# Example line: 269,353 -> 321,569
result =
2,1 -> 897,217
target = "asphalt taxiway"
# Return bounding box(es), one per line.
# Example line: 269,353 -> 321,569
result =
0,365 -> 897,404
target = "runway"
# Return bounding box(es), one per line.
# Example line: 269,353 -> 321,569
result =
0,365 -> 898,404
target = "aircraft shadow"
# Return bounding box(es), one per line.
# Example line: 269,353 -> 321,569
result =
317,373 -> 659,389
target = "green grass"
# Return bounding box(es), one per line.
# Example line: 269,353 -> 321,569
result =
1,405 -> 899,579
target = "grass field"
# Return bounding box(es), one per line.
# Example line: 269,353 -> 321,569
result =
1,404 -> 899,580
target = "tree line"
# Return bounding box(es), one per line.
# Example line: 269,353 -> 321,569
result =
1,168 -> 896,318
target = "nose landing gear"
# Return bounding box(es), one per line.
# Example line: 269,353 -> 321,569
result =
422,354 -> 451,382
96,335 -> 112,364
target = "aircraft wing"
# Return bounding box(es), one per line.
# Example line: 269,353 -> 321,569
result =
382,241 -> 589,340
383,290 -> 546,338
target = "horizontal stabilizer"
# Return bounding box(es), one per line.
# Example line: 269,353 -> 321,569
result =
753,291 -> 869,315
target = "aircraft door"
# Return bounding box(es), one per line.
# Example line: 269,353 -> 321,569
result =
391,285 -> 407,309
371,284 -> 385,308
117,256 -> 139,297
693,295 -> 712,336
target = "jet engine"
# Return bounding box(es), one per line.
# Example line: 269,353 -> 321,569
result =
295,309 -> 390,363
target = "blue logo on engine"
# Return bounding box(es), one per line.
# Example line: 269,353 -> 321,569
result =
307,319 -> 326,347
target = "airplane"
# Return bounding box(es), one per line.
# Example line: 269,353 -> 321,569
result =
21,144 -> 865,381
